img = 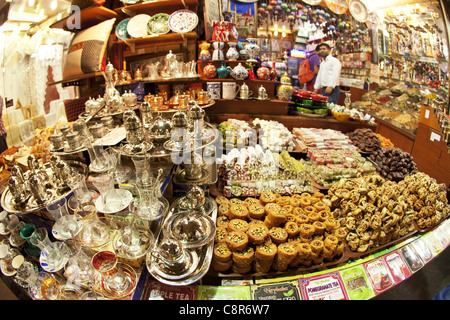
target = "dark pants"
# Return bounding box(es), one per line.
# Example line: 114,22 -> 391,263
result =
0,134 -> 7,154
321,86 -> 341,104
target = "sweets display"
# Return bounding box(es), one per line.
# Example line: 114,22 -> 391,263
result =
400,173 -> 449,230
218,119 -> 254,149
368,147 -> 418,181
252,119 -> 296,152
212,191 -> 347,274
302,149 -> 376,188
327,173 -> 449,253
292,127 -> 357,151
217,148 -> 313,197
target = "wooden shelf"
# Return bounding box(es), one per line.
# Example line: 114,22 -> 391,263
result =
197,60 -> 247,63
207,113 -> 376,133
50,6 -> 119,31
48,72 -> 104,86
115,0 -> 199,16
199,77 -> 280,84
115,31 -> 197,45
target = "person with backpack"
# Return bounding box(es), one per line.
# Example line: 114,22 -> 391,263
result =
298,47 -> 320,91
314,43 -> 342,104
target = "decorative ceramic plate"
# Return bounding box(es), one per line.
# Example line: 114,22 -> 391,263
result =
116,18 -> 131,41
147,13 -> 171,35
168,10 -> 198,33
324,0 -> 349,15
120,0 -> 141,4
367,11 -> 381,26
349,0 -> 368,23
302,0 -> 322,5
127,14 -> 151,38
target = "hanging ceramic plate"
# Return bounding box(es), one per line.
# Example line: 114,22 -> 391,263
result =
302,0 -> 322,5
127,14 -> 151,38
168,10 -> 198,33
120,0 -> 141,4
367,11 -> 380,27
147,13 -> 171,35
349,0 -> 368,23
116,18 -> 131,41
324,0 -> 349,15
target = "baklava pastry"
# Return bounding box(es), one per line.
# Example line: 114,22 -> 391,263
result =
285,221 -> 300,237
232,246 -> 255,266
248,203 -> 265,220
260,191 -> 277,205
310,239 -> 324,254
268,227 -> 288,244
247,224 -> 269,245
212,259 -> 233,272
299,223 -> 315,238
227,219 -> 249,233
214,227 -> 228,243
255,243 -> 277,263
216,215 -> 230,228
225,231 -> 249,251
213,242 -> 232,262
312,221 -> 326,234
215,196 -> 230,206
229,204 -> 249,220
218,203 -> 231,216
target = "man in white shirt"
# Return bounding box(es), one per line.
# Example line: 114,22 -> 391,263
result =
314,43 -> 342,104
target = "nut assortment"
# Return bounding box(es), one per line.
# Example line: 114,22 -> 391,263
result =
212,191 -> 346,274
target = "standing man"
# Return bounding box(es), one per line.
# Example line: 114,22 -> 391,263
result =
305,46 -> 320,92
314,43 -> 342,104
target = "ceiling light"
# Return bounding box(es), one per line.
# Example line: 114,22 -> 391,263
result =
51,0 -> 58,11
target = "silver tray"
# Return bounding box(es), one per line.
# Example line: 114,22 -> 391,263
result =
146,196 -> 217,286
163,123 -> 220,153
1,161 -> 89,215
172,163 -> 218,186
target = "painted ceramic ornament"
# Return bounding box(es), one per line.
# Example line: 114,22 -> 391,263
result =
217,61 -> 229,79
229,63 -> 248,80
277,72 -> 293,101
226,42 -> 239,61
245,38 -> 260,63
247,63 -> 257,80
203,63 -> 217,79
212,41 -> 224,60
269,62 -> 278,81
257,66 -> 270,80
199,42 -> 211,60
